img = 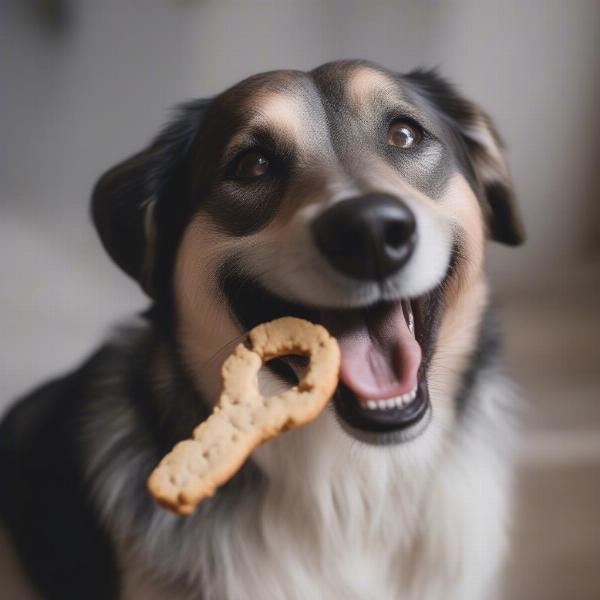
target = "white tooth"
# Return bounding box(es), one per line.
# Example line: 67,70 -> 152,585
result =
400,391 -> 413,406
411,386 -> 418,399
367,400 -> 378,410
386,398 -> 395,409
377,400 -> 388,410
404,302 -> 415,335
394,397 -> 403,408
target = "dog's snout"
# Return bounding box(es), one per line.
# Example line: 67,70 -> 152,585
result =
312,194 -> 417,280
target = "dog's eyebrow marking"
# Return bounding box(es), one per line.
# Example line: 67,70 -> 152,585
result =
345,66 -> 439,134
254,93 -> 304,136
347,66 -> 400,107
224,92 -> 306,156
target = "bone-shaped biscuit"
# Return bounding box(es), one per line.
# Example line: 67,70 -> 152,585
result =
147,317 -> 340,515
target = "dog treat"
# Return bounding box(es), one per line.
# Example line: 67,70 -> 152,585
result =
147,317 -> 340,515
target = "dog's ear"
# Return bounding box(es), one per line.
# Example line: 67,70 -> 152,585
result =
91,99 -> 211,295
404,69 -> 525,246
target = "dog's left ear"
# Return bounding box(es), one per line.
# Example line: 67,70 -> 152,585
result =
91,99 -> 211,295
404,69 -> 525,246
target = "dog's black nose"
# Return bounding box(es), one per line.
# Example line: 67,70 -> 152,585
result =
312,194 -> 417,280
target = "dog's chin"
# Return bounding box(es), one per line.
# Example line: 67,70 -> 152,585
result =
220,269 -> 448,446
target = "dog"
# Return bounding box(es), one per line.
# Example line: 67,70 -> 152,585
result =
0,60 -> 524,600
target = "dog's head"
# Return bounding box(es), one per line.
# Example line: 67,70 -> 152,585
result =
93,60 -> 523,450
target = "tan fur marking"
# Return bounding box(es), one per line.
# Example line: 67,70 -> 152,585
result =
225,92 -> 305,157
256,93 -> 303,134
347,66 -> 397,108
428,274 -> 488,427
431,174 -> 488,414
174,218 -> 243,402
441,173 -> 486,284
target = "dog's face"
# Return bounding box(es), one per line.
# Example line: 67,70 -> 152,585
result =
93,61 -> 523,453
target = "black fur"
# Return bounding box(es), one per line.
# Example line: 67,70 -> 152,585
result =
486,181 -> 524,246
92,99 -> 212,296
0,351 -> 120,600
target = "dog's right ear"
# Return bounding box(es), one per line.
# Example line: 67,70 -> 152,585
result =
91,99 -> 210,295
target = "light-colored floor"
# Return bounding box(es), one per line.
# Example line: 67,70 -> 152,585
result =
500,271 -> 600,600
1,215 -> 598,598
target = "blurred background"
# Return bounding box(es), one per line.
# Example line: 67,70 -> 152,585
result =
1,1 -> 599,598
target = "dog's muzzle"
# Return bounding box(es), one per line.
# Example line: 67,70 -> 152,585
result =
222,192 -> 445,444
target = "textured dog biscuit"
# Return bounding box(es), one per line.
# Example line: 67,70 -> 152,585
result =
148,317 -> 340,514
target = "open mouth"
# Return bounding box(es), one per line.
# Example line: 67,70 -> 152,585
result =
220,268 -> 445,444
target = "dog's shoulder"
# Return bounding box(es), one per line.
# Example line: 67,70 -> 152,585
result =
0,349 -> 121,600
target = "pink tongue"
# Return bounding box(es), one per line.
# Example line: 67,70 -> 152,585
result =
322,304 -> 421,401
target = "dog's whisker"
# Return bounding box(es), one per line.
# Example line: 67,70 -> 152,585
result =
201,331 -> 249,367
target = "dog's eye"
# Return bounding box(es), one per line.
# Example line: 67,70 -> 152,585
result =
234,151 -> 270,179
388,121 -> 422,149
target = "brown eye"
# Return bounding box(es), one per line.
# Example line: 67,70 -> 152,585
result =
234,151 -> 270,179
388,121 -> 422,149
